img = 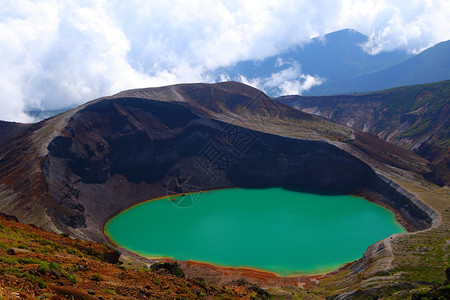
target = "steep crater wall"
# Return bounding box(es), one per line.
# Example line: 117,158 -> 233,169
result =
45,98 -> 437,241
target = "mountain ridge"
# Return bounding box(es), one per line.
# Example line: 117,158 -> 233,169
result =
308,40 -> 450,95
214,29 -> 413,95
277,80 -> 450,185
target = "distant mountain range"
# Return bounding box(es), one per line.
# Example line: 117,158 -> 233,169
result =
308,40 -> 450,95
214,29 -> 450,96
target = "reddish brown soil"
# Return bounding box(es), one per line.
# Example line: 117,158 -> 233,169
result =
0,215 -> 265,299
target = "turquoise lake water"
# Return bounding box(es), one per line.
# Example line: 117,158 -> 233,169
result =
105,187 -> 405,275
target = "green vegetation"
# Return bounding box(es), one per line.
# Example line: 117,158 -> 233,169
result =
65,247 -> 83,257
0,217 -> 258,299
375,81 -> 449,140
194,277 -> 207,289
0,267 -> 47,288
37,261 -> 61,274
16,244 -> 28,249
283,80 -> 450,185
0,241 -> 7,250
34,237 -> 60,249
66,264 -> 78,272
67,274 -> 77,284
288,80 -> 449,147
90,273 -> 102,281
223,287 -> 233,296
412,285 -> 450,299
150,262 -> 185,278
40,244 -> 55,254
0,225 -> 29,243
102,288 -> 117,295
0,257 -> 41,265
410,268 -> 450,299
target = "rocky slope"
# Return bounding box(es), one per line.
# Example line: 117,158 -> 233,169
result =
0,81 -> 445,298
0,213 -> 262,299
0,121 -> 31,144
277,80 -> 450,186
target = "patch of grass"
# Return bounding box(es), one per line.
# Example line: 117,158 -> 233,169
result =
66,274 -> 77,284
25,232 -> 37,239
71,242 -> 108,261
394,265 -> 446,285
90,273 -> 102,282
0,256 -> 16,264
398,120 -> 432,137
0,227 -> 27,243
0,257 -> 40,265
18,258 -> 41,264
37,261 -> 61,274
0,241 -> 8,250
34,237 -> 60,249
40,245 -> 55,254
150,262 -> 185,278
102,288 -> 117,295
410,268 -> 450,299
65,247 -> 83,257
0,267 -> 47,288
223,287 -> 233,296
194,277 -> 207,289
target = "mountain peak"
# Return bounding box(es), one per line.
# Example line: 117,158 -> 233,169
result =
216,28 -> 411,94
317,28 -> 367,43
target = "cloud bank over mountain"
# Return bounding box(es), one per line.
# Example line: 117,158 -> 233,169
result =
238,61 -> 324,96
1,0 -> 449,121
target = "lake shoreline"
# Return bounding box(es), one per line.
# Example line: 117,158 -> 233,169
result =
105,187 -> 405,277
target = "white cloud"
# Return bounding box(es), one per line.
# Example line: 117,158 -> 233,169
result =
239,62 -> 323,96
0,0 -> 449,121
339,0 -> 450,54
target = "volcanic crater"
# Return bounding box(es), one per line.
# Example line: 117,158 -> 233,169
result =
0,82 -> 442,289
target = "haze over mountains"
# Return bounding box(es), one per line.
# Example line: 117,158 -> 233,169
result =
214,29 -> 450,96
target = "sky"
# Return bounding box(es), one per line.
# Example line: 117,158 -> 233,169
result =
0,0 -> 449,122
